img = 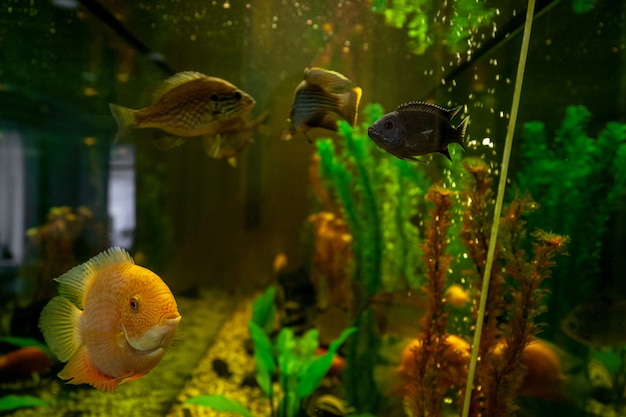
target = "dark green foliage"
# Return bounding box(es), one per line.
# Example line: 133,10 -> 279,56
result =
572,0 -> 598,13
516,105 -> 626,329
251,286 -> 276,334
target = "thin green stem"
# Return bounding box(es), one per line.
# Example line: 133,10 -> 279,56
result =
460,1 -> 536,416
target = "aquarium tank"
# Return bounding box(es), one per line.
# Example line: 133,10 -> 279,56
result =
0,0 -> 625,416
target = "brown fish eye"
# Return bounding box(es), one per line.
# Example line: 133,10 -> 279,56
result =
210,94 -> 218,101
129,297 -> 139,311
234,91 -> 242,100
384,121 -> 393,130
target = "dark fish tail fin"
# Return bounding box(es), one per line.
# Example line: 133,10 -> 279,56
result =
109,103 -> 136,143
456,115 -> 470,150
339,87 -> 362,127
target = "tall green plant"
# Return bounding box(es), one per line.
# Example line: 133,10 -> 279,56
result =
315,103 -> 433,413
516,105 -> 626,332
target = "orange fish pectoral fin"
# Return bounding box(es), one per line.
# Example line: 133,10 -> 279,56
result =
58,346 -> 121,392
38,296 -> 82,362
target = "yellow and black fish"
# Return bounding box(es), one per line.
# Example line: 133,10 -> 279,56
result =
283,67 -> 362,141
109,71 -> 255,152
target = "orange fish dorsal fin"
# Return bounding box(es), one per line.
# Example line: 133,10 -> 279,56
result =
151,71 -> 208,102
55,247 -> 134,309
39,296 -> 82,362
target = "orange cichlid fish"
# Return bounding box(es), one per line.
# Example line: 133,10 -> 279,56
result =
109,71 -> 255,153
283,67 -> 362,142
38,247 -> 181,392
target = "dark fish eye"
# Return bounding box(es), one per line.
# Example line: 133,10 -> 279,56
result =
234,91 -> 242,100
129,296 -> 139,311
384,121 -> 393,130
210,94 -> 218,101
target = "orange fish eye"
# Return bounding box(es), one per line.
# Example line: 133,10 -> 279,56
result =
129,296 -> 139,311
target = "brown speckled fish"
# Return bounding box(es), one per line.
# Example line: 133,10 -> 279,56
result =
283,67 -> 362,141
367,101 -> 469,162
38,247 -> 181,392
109,71 -> 255,152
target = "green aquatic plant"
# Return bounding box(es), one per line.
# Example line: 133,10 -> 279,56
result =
516,105 -> 626,331
188,290 -> 356,417
0,395 -> 47,412
315,103 -> 431,413
371,0 -> 496,55
572,0 -> 598,13
251,286 -> 276,334
184,396 -> 253,417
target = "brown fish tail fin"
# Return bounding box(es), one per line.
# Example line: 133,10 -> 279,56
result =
456,115 -> 470,151
109,103 -> 136,143
339,86 -> 362,127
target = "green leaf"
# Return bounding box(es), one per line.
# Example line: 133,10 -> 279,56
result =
298,328 -> 320,360
276,327 -> 297,376
251,286 -> 276,333
0,395 -> 47,412
296,327 -> 357,399
0,337 -> 54,359
185,395 -> 253,417
249,321 -> 275,396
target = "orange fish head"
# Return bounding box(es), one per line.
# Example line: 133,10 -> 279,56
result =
120,266 -> 181,353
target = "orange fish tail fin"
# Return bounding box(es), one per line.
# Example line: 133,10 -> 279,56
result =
109,103 -> 136,143
456,115 -> 470,151
38,296 -> 82,362
339,87 -> 362,127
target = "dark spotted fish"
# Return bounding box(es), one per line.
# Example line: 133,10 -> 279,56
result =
109,71 -> 255,152
283,67 -> 362,141
367,101 -> 469,162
